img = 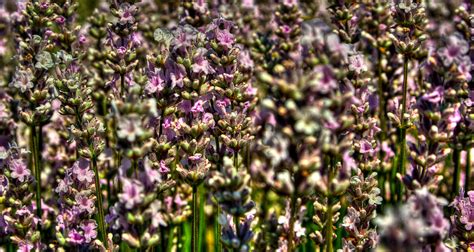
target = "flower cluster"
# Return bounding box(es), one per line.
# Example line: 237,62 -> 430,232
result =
0,0 -> 473,251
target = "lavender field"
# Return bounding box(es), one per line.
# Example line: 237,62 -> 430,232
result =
0,0 -> 473,251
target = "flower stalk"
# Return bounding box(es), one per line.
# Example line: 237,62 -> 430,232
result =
395,56 -> 409,202
452,147 -> 461,198
287,192 -> 298,252
91,154 -> 107,248
192,185 -> 199,252
31,124 -> 43,240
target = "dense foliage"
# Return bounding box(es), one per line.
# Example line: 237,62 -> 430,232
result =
0,0 -> 472,251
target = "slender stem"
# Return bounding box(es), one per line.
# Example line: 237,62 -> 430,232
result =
192,186 -> 199,252
92,155 -> 107,248
325,156 -> 335,252
166,225 -> 175,252
377,53 -> 387,140
465,149 -> 471,192
214,202 -> 221,252
287,193 -> 297,252
120,73 -> 125,97
452,148 -> 461,198
102,97 -> 112,206
233,215 -> 240,252
395,56 -> 409,202
198,184 -> 205,251
216,135 -> 221,172
233,151 -> 238,169
31,125 -> 43,240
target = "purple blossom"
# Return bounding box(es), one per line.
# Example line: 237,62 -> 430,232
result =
0,175 -> 8,196
75,194 -> 95,214
159,160 -> 170,174
191,100 -> 205,114
313,66 -> 337,94
452,189 -> 474,231
437,34 -> 469,67
81,221 -> 97,243
192,51 -> 214,75
146,69 -> 166,94
9,159 -> 30,182
360,139 -> 375,155
68,229 -> 85,245
18,242 -> 34,252
348,54 -> 367,74
119,179 -> 144,209
422,86 -> 443,104
215,30 -> 235,50
72,158 -> 94,184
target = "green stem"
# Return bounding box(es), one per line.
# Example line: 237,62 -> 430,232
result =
102,97 -> 112,207
233,215 -> 240,252
377,53 -> 387,140
92,155 -> 107,248
395,56 -> 409,202
214,203 -> 221,252
325,157 -> 335,252
120,73 -> 125,97
192,186 -> 199,252
287,193 -> 297,252
166,225 -> 175,252
452,148 -> 461,198
465,149 -> 471,192
31,125 -> 43,241
198,185 -> 205,251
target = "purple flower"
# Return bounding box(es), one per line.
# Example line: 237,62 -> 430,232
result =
9,159 -> 30,182
313,66 -> 337,94
117,116 -> 145,142
239,50 -> 254,70
188,153 -> 202,163
215,99 -> 230,116
348,54 -> 367,74
18,242 -> 34,252
458,56 -> 472,81
342,207 -> 360,232
437,34 -> 469,67
73,158 -> 94,184
203,113 -> 215,128
0,175 -> 8,196
81,221 -> 97,243
359,139 -> 375,155
117,46 -> 127,58
193,51 -> 214,75
445,105 -> 462,130
191,100 -> 205,114
78,34 -> 87,45
283,0 -> 297,7
216,30 -> 235,50
146,69 -> 165,94
281,25 -> 292,37
118,3 -> 136,25
68,229 -> 85,245
55,16 -> 66,25
452,189 -> 474,231
162,116 -> 177,140
342,151 -> 356,173
75,194 -> 95,214
159,160 -> 170,174
119,179 -> 144,209
143,159 -> 162,185
130,32 -> 142,47
422,86 -> 443,104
